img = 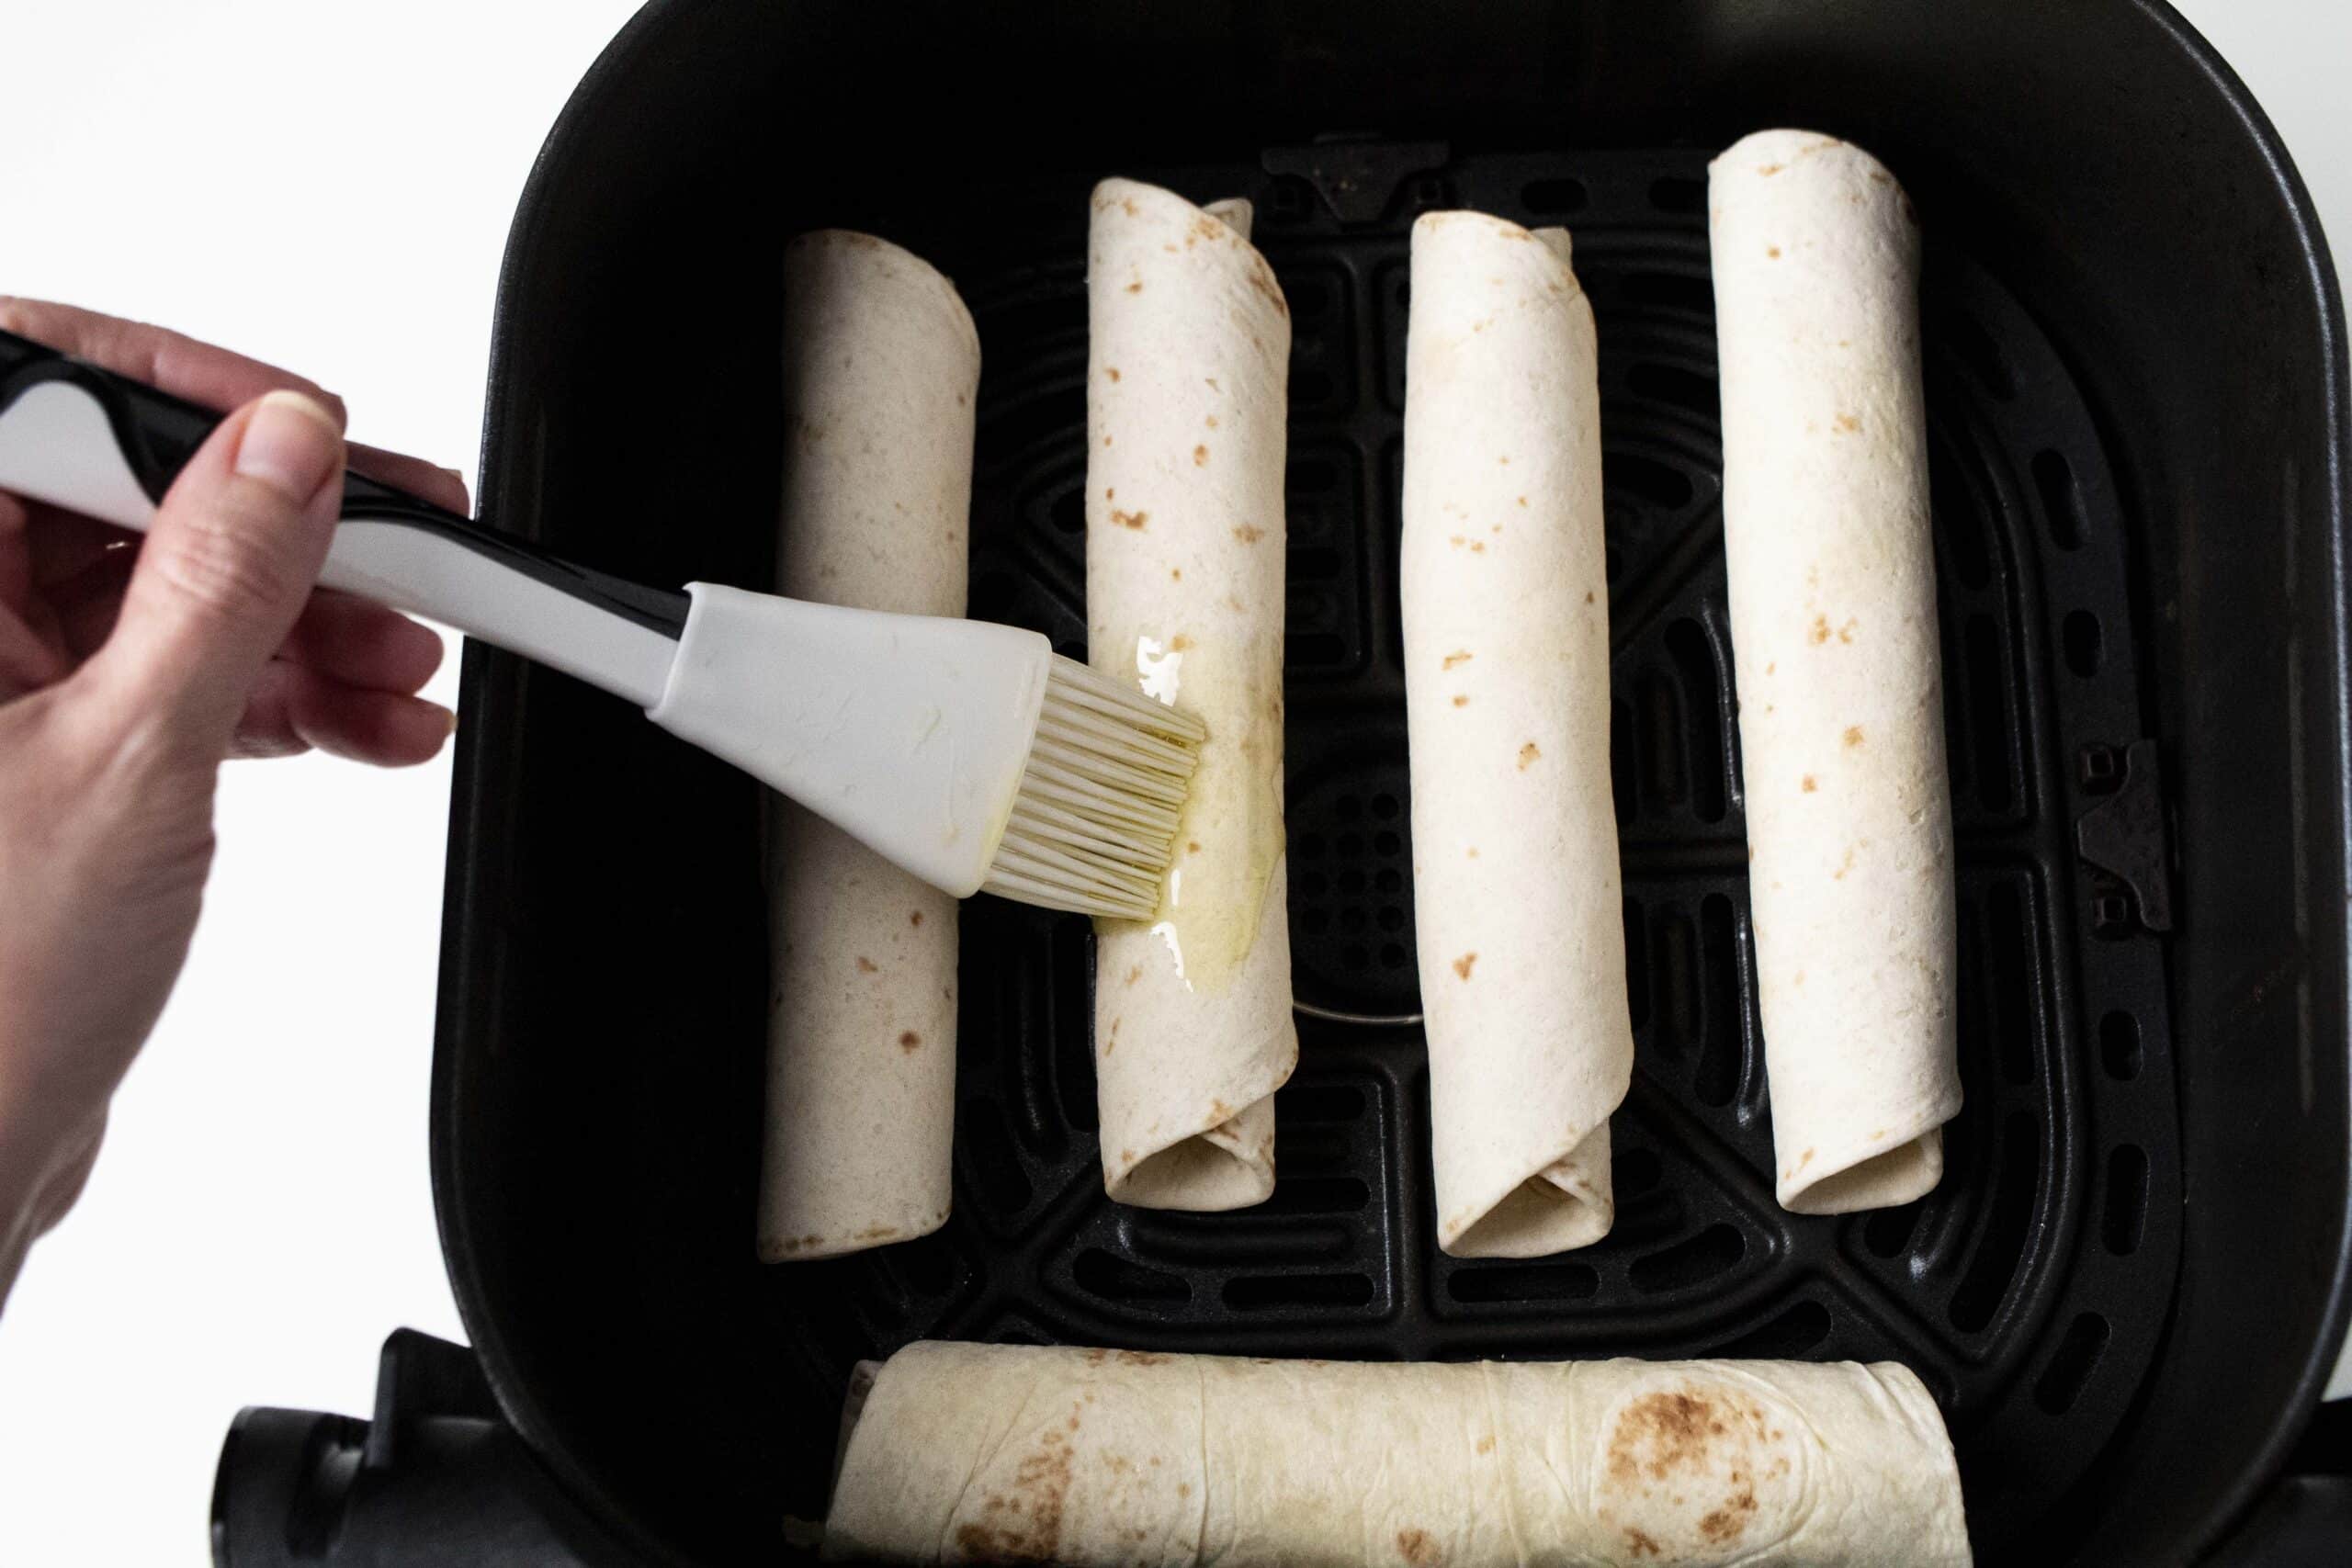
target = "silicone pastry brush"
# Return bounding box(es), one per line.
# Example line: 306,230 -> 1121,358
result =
0,329 -> 1200,919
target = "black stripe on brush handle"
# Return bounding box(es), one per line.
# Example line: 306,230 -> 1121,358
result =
0,327 -> 689,639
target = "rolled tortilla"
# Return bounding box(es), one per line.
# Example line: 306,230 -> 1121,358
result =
1709,131 -> 1962,1214
1403,213 -> 1633,1257
822,1341 -> 1971,1566
1085,179 -> 1297,1211
756,231 -> 978,1261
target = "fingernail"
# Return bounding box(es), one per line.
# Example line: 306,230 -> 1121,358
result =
442,704 -> 459,736
234,389 -> 344,503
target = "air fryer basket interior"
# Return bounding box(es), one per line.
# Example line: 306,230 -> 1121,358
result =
433,4 -> 2352,1565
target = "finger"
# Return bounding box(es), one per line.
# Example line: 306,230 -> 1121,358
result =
232,660 -> 454,765
348,441 -> 470,515
280,589 -> 444,694
229,660 -> 452,765
91,390 -> 345,753
0,297 -> 346,425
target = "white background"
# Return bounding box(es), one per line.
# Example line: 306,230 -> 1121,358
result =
0,2 -> 2344,1563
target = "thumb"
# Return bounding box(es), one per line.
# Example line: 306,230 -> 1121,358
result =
93,389 -> 345,751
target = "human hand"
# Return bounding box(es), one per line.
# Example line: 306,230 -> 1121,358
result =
0,299 -> 467,1303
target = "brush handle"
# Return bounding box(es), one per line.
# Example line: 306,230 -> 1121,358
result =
0,328 -> 684,706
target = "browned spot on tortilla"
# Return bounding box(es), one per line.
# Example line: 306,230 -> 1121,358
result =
1103,435 -> 1114,446
1838,617 -> 1858,643
1188,840 -> 1202,853
1585,590 -> 1595,604
1205,413 -> 1219,429
1452,694 -> 1470,707
1498,455 -> 1510,466
1516,495 -> 1528,507
1123,964 -> 1143,987
1104,367 -> 1121,383
954,1416 -> 1076,1562
899,1031 -> 922,1052
852,1224 -> 900,1243
1799,1147 -> 1815,1170
1125,279 -> 1143,294
1624,1529 -> 1663,1559
1244,262 -> 1288,316
1193,444 -> 1209,466
1518,742 -> 1542,769
1766,245 -> 1782,258
910,910 -> 924,927
1171,568 -> 1182,581
1765,660 -> 1777,675
1453,952 -> 1478,980
1443,650 -> 1474,670
1699,1485 -> 1760,1542
1205,377 -> 1219,390
1611,1390 -> 1736,1487
1177,1483 -> 1191,1498
1111,508 -> 1148,531
1449,534 -> 1467,548
1801,774 -> 1818,794
1170,635 -> 1194,651
1465,846 -> 1479,859
1834,412 -> 1861,433
1117,1349 -> 1171,1366
1758,162 -> 1785,176
1476,1435 -> 1496,1454
1469,541 -> 1486,553
1121,197 -> 1138,216
855,956 -> 879,974
1809,615 -> 1831,645
1844,725 -> 1865,749
1396,1528 -> 1441,1566
1233,523 -> 1264,544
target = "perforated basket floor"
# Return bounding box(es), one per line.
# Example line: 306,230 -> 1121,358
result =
763,145 -> 2182,1559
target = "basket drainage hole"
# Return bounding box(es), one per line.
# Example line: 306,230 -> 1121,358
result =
1713,1300 -> 1833,1359
2063,609 -> 2103,677
1223,1272 -> 1374,1310
1613,1144 -> 1663,1197
2033,449 -> 2087,550
1521,176 -> 1589,216
2103,1145 -> 2149,1256
962,1109 -> 1033,1213
1379,942 -> 1408,969
1072,1247 -> 1189,1303
1628,1223 -> 1746,1293
1648,175 -> 1703,213
1949,1111 -> 2039,1332
1374,868 -> 1403,895
2098,1010 -> 2142,1080
1278,1083 -> 1366,1123
1373,793 -> 1400,819
1296,832 -> 1326,861
2033,1313 -> 2111,1414
1863,1201 -> 1922,1258
1447,1260 -> 1599,1303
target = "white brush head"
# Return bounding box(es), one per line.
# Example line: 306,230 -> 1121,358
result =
980,656 -> 1206,920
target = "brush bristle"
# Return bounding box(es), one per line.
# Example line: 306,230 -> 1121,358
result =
980,656 -> 1207,920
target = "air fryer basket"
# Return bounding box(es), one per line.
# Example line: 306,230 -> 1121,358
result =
419,3 -> 2350,1566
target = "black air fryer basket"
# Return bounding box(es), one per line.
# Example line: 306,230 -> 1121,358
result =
211,3 -> 2352,1565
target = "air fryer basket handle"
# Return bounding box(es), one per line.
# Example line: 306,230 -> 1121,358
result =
211,1329 -> 614,1568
